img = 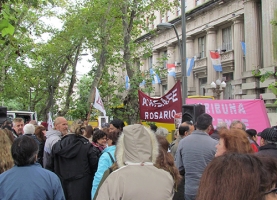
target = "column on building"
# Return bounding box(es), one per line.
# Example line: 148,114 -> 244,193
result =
244,0 -> 261,95
186,35 -> 195,95
166,44 -> 176,90
152,50 -> 160,96
262,0 -> 277,67
232,16 -> 244,99
205,27 -> 217,97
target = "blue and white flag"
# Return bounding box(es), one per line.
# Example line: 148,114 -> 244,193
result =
186,57 -> 195,76
139,80 -> 145,87
149,68 -> 161,84
125,75 -> 130,90
241,41 -> 246,56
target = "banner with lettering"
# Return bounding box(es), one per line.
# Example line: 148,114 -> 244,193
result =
186,98 -> 270,132
138,81 -> 182,123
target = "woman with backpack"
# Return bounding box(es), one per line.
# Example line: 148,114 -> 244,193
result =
91,129 -> 121,199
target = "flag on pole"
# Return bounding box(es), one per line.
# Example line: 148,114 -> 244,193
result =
93,87 -> 106,116
125,75 -> 130,90
241,41 -> 246,56
186,57 -> 195,76
167,63 -> 176,77
47,112 -> 53,131
210,51 -> 222,72
149,68 -> 161,84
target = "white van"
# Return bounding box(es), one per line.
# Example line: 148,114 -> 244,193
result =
7,111 -> 37,124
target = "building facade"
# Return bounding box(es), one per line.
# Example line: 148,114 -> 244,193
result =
136,0 -> 277,125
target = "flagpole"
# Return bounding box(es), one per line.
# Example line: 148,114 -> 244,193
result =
86,87 -> 96,121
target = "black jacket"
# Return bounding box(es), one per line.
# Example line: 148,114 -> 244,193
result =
256,143 -> 277,160
51,134 -> 99,200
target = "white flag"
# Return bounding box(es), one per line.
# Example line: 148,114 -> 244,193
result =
93,87 -> 106,116
47,112 -> 53,131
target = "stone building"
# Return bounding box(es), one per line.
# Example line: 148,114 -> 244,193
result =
135,0 -> 277,125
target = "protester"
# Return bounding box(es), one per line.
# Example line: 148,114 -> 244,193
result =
0,130 -> 13,174
256,127 -> 277,159
196,153 -> 277,200
12,118 -> 24,137
229,120 -> 246,130
1,119 -> 12,130
155,127 -> 169,137
43,117 -> 68,169
0,136 -> 65,199
170,121 -> 194,158
40,121 -> 48,131
84,125 -> 93,142
92,129 -> 107,152
34,125 -> 47,166
246,128 -> 259,149
175,113 -> 217,200
109,119 -> 125,133
91,129 -> 120,199
210,121 -> 227,140
230,120 -> 258,152
155,135 -> 182,191
215,128 -> 254,157
96,124 -> 174,200
149,124 -> 158,133
50,120 -> 99,200
29,120 -> 38,126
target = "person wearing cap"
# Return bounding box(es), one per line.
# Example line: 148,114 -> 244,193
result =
96,124 -> 174,200
256,127 -> 277,159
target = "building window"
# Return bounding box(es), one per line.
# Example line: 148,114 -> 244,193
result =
199,77 -> 207,96
222,27 -> 232,51
148,56 -> 153,69
163,51 -> 167,69
198,36 -> 206,58
196,0 -> 201,6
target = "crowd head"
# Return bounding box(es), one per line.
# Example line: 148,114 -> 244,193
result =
197,153 -> 277,200
230,120 -> 246,131
215,128 -> 254,157
109,119 -> 125,133
11,135 -> 38,166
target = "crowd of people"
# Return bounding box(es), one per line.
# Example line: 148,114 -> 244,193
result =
0,114 -> 277,200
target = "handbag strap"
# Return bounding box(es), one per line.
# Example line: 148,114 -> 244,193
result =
106,152 -> 115,163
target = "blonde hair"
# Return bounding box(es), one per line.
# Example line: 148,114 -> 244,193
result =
0,130 -> 13,174
69,119 -> 85,135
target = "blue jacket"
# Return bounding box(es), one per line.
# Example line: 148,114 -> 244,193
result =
91,145 -> 116,199
0,163 -> 65,200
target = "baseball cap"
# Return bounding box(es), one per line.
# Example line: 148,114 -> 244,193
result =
257,127 -> 277,142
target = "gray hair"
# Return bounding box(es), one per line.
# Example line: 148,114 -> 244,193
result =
230,120 -> 246,131
216,121 -> 227,131
155,127 -> 169,137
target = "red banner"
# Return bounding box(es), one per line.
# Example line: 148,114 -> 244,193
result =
138,81 -> 182,123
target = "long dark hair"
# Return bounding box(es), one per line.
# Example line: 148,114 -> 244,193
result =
154,135 -> 182,191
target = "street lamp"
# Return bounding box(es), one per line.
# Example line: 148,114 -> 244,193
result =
211,79 -> 226,99
157,22 -> 187,105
